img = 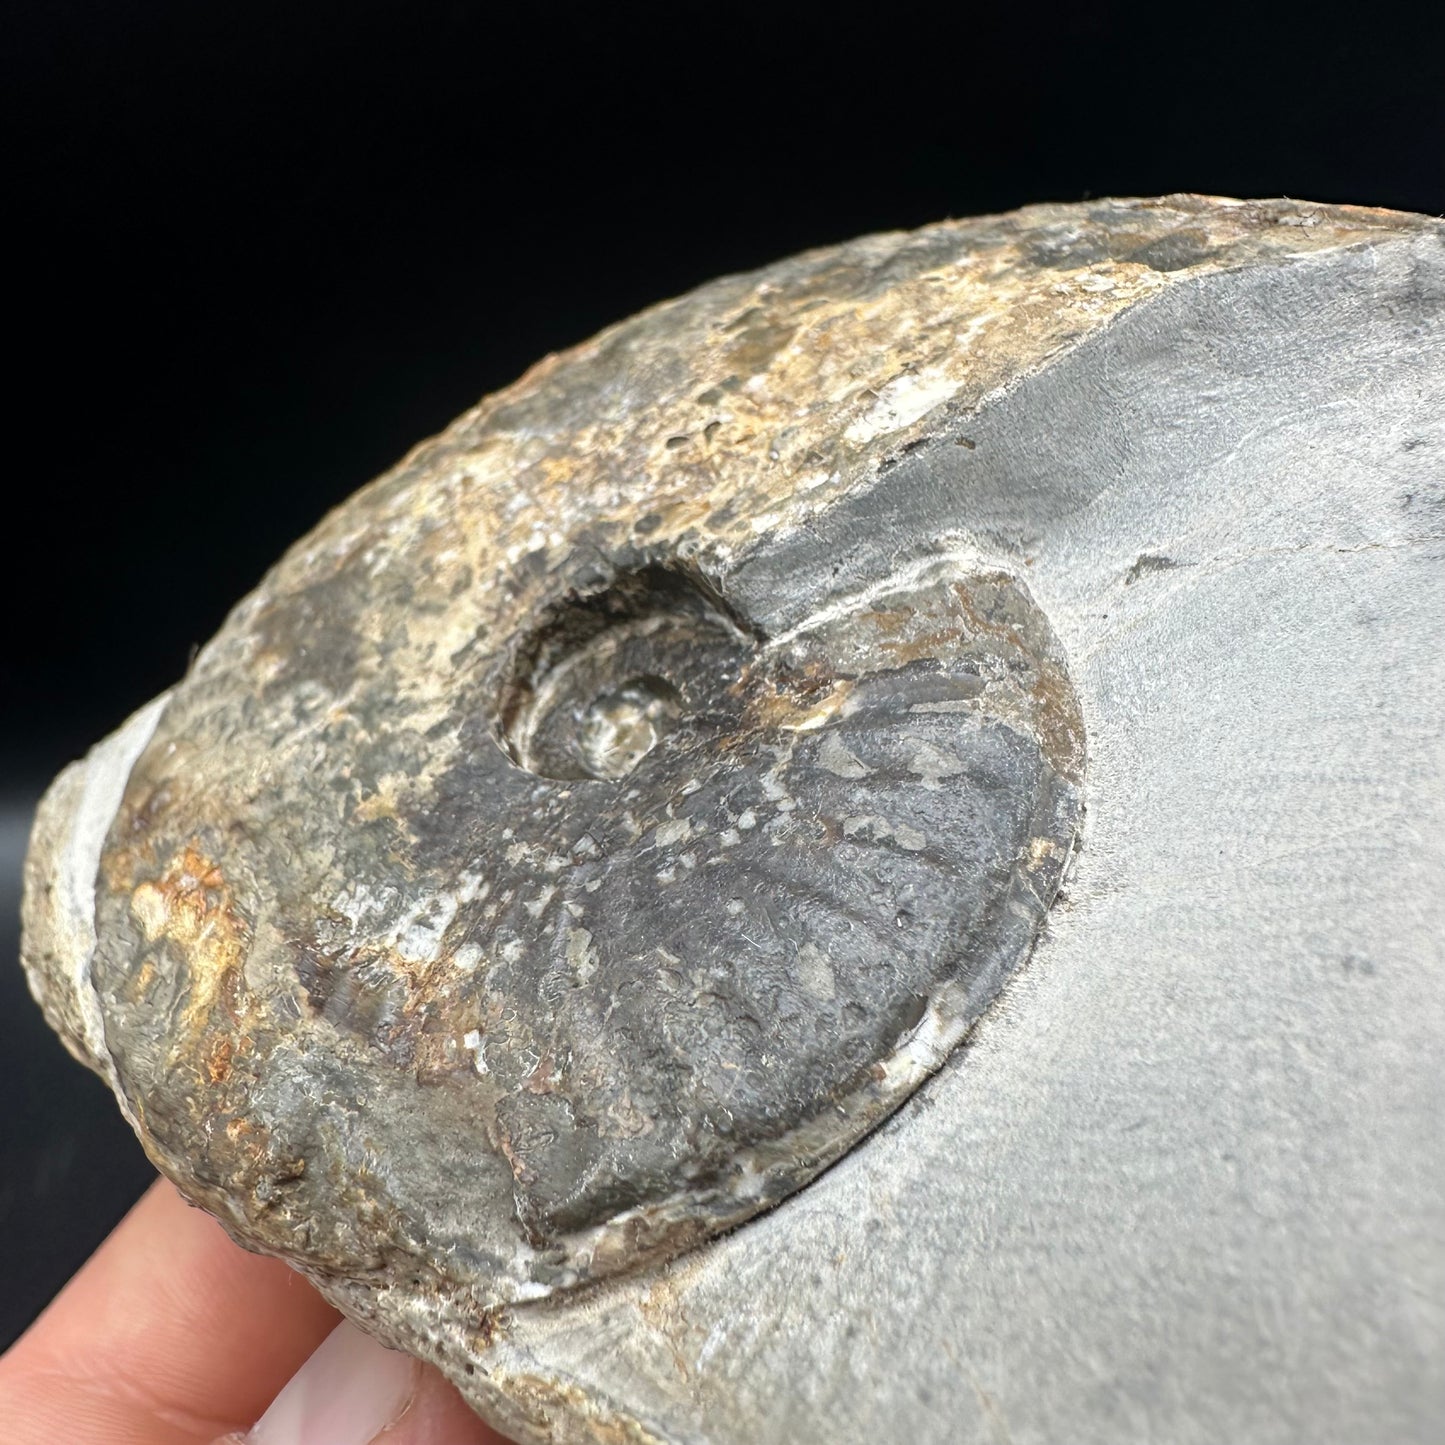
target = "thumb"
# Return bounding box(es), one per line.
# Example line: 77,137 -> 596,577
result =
213,1320 -> 508,1445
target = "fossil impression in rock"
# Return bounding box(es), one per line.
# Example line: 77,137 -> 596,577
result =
22,196 -> 1445,1445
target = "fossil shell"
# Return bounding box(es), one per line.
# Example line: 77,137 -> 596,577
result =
22,195 -> 1445,1444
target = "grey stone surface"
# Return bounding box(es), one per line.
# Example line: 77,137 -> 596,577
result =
21,196 -> 1445,1441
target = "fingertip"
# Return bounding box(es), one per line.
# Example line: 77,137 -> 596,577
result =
0,1178 -> 341,1444
379,1359 -> 511,1445
225,1320 -> 507,1445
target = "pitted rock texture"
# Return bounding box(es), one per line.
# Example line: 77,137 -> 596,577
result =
21,194 -> 1444,1443
69,554 -> 1086,1301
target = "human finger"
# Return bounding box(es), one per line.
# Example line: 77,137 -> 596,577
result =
0,1178 -> 340,1444
212,1319 -> 506,1445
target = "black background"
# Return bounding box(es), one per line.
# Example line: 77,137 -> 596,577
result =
3,0 -> 1442,1348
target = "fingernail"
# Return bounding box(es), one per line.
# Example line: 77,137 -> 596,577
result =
247,1321 -> 418,1445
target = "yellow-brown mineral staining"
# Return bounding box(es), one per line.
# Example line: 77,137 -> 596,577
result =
129,843 -> 249,1035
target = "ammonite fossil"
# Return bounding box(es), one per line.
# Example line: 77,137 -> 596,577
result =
22,195 -> 1445,1445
